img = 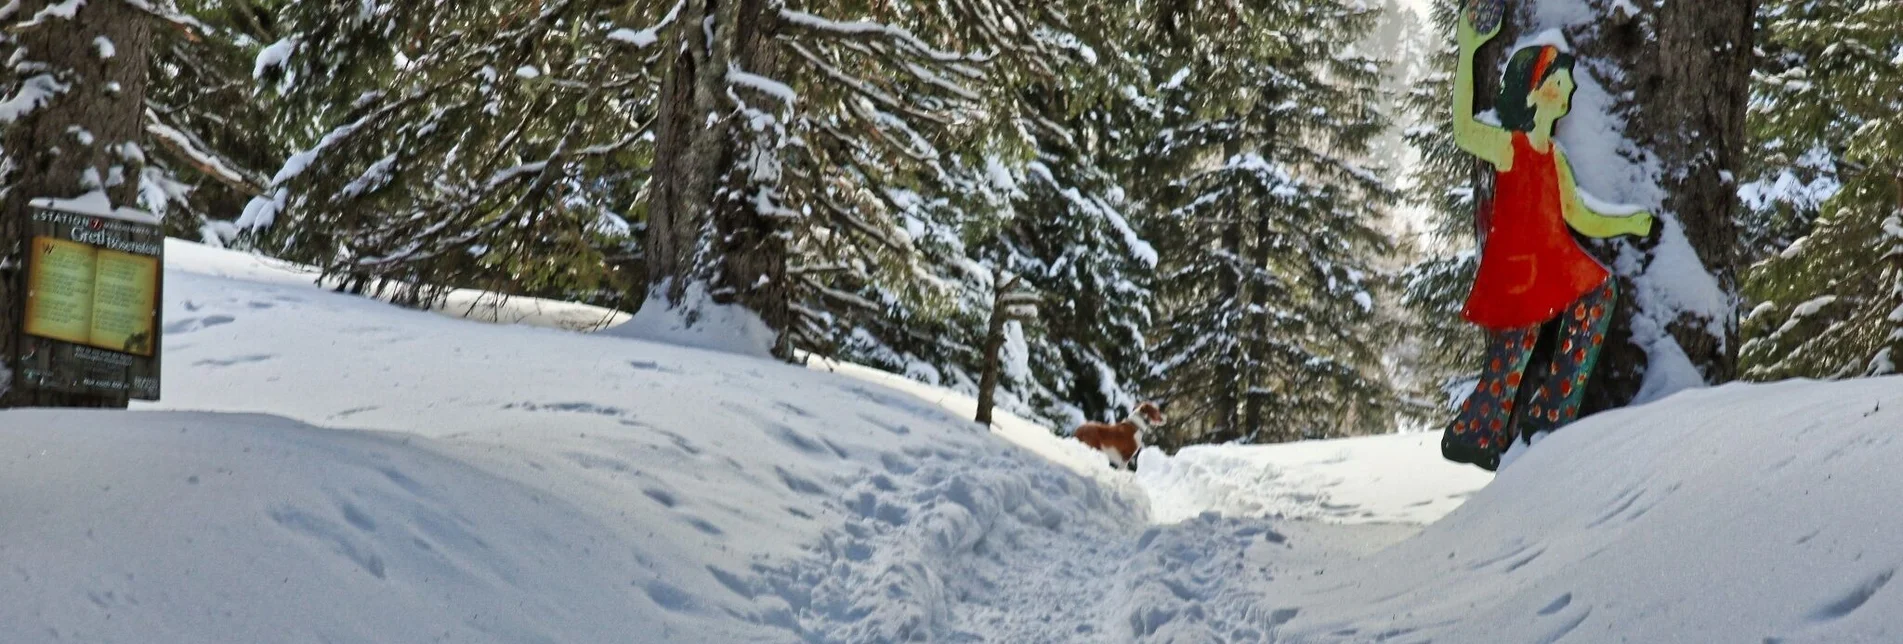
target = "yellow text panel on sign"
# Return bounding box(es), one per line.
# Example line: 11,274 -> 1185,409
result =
89,248 -> 160,356
24,236 -> 96,345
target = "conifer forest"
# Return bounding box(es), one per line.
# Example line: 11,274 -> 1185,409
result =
3,0 -> 1897,447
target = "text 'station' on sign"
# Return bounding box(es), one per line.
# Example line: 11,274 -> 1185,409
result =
16,196 -> 164,401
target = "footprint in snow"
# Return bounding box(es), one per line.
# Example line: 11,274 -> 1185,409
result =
643,488 -> 678,508
1809,568 -> 1895,622
267,505 -> 386,579
1538,593 -> 1573,616
165,315 -> 236,335
194,354 -> 277,367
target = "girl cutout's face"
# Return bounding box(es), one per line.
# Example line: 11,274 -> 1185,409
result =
1530,69 -> 1576,128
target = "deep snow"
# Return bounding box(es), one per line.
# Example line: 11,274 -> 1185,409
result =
4,241 -> 1902,643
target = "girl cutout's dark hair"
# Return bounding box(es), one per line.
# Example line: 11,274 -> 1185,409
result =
1495,45 -> 1576,132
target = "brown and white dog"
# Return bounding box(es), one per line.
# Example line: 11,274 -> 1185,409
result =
1073,402 -> 1165,471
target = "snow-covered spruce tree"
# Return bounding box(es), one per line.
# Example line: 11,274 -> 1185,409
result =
1397,0 -> 1486,426
975,3 -> 1159,428
799,7 -> 1159,429
1143,0 -> 1401,446
1351,1 -> 1446,427
1000,129 -> 1158,427
643,0 -> 1063,359
143,0 -> 279,242
0,0 -> 181,406
806,161 -> 1076,424
1364,0 -> 1430,169
244,1 -> 656,311
1739,1 -> 1902,380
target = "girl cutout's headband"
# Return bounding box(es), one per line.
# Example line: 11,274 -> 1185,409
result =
1529,47 -> 1560,90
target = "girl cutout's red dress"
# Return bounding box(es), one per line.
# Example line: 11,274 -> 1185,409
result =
1461,131 -> 1611,330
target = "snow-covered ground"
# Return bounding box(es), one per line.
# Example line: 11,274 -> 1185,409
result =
1136,434 -> 1493,526
5,241 -> 1902,643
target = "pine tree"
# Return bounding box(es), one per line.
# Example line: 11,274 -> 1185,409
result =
142,0 -> 278,243
1398,0 -> 1488,424
643,0 -> 1066,358
987,6 -> 1160,427
1144,0 -> 1401,446
240,1 -> 655,311
805,3 -> 1161,429
1740,0 -> 1903,380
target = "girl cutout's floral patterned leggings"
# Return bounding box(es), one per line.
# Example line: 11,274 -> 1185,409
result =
1442,279 -> 1617,470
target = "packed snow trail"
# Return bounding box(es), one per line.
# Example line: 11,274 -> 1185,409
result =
6,240 -> 1903,642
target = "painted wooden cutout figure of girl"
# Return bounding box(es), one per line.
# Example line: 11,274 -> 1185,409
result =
1440,1 -> 1656,471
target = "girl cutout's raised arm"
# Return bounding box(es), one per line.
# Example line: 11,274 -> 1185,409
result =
1454,13 -> 1513,169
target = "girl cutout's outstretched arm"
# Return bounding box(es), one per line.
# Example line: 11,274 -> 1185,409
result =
1454,12 -> 1513,169
1553,148 -> 1656,238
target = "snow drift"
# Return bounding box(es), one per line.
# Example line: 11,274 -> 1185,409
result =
3,240 -> 1901,643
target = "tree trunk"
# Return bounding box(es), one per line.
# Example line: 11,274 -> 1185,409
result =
1243,196 -> 1270,442
1210,216 -> 1243,441
975,275 -> 1013,425
1243,110 -> 1280,443
1,1 -> 151,408
1482,1 -> 1753,415
1583,0 -> 1753,411
646,0 -> 791,357
1203,136 -> 1247,444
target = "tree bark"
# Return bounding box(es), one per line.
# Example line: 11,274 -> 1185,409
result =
1581,0 -> 1753,412
1243,191 -> 1271,442
646,0 -> 791,357
975,273 -> 1015,425
1,1 -> 152,408
1210,163 -> 1243,442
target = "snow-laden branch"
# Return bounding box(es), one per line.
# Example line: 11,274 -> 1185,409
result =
802,275 -> 886,313
0,73 -> 68,125
777,9 -> 979,64
144,108 -> 263,195
254,38 -> 297,80
239,76 -> 460,229
607,0 -> 683,49
727,64 -> 796,105
1025,162 -> 1157,267
18,0 -> 84,28
786,42 -> 944,125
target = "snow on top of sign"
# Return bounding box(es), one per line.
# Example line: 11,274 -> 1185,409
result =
30,191 -> 161,225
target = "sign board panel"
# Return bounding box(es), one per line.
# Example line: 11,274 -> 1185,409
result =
15,198 -> 163,401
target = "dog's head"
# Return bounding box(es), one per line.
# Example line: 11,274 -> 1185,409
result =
1135,402 -> 1166,427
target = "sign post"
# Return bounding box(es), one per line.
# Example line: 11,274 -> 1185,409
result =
15,196 -> 163,402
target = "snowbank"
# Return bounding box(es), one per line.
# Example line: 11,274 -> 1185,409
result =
6,240 -> 1900,643
6,241 -> 1151,642
602,283 -> 777,357
2,411 -> 675,642
1125,378 -> 1903,642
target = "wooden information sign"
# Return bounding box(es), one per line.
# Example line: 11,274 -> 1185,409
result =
16,196 -> 163,401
